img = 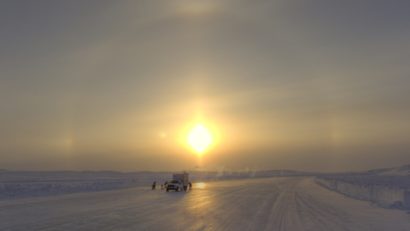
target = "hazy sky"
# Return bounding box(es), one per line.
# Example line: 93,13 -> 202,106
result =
1,0 -> 409,171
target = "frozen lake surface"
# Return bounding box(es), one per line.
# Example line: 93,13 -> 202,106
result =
1,177 -> 409,231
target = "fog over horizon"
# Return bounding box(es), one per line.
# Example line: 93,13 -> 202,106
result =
1,0 -> 410,172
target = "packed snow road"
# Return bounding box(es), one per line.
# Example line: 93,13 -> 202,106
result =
1,177 -> 409,231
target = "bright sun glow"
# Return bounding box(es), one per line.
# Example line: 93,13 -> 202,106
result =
187,124 -> 212,154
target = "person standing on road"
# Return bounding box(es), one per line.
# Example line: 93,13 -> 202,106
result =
152,181 -> 156,190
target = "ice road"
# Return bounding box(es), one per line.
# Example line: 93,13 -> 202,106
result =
1,177 -> 409,231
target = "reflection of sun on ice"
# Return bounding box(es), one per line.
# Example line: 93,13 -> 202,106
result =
187,124 -> 212,154
195,182 -> 206,189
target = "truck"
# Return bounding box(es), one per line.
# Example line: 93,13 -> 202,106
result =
166,172 -> 190,192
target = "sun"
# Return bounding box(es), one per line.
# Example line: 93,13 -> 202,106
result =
187,124 -> 212,154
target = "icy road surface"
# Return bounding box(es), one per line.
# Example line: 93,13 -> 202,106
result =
1,177 -> 409,231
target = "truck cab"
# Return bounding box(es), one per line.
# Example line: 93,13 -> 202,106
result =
166,180 -> 183,192
166,172 -> 190,192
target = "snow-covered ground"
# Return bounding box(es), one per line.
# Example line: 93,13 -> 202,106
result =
0,170 -> 311,200
0,171 -> 168,200
1,177 -> 409,231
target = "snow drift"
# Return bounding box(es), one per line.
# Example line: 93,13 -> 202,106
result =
316,175 -> 410,210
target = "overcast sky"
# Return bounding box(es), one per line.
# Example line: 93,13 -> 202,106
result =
1,0 -> 409,171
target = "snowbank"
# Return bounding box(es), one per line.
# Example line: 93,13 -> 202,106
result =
367,164 -> 410,176
316,176 -> 410,210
